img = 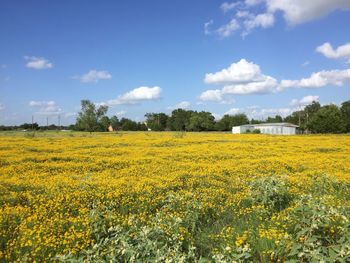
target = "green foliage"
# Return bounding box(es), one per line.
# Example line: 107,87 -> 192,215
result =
285,196 -> 350,262
110,116 -> 119,131
308,104 -> 346,133
215,114 -> 249,131
99,116 -> 110,131
266,115 -> 283,123
341,100 -> 350,132
145,113 -> 169,131
248,176 -> 292,212
168,109 -> 192,131
187,111 -> 215,131
75,100 -> 108,132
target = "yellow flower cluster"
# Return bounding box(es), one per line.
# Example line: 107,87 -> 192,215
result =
0,131 -> 349,261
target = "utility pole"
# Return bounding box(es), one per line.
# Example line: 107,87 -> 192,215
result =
58,115 -> 61,130
31,115 -> 34,130
46,117 -> 49,128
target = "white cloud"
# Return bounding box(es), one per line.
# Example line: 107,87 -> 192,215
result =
168,101 -> 191,110
243,12 -> 274,36
24,56 -> 53,69
220,2 -> 241,13
0,103 -> 5,111
208,1 -> 350,38
216,19 -> 240,38
204,59 -> 278,95
74,70 -> 112,83
204,20 -> 213,35
222,76 -> 278,95
316,42 -> 350,62
225,108 -> 241,115
29,101 -> 62,115
290,95 -> 319,106
279,69 -> 350,90
199,89 -> 223,102
103,86 -> 161,106
267,0 -> 350,25
204,59 -> 266,84
205,59 -> 266,84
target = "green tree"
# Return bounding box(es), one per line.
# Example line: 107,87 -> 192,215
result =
110,116 -> 120,131
99,116 -> 111,131
215,114 -> 249,131
340,100 -> 350,132
267,115 -> 283,123
308,104 -> 346,133
145,113 -> 169,131
187,111 -> 215,131
168,109 -> 192,131
76,100 -> 108,132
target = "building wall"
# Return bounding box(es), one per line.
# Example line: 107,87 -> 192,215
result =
232,126 -> 242,134
254,125 -> 296,135
232,125 -> 297,135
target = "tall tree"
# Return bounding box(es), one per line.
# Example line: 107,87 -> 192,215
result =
99,116 -> 111,131
216,114 -> 249,131
308,104 -> 346,133
168,109 -> 192,131
340,100 -> 350,132
76,100 -> 108,132
145,113 -> 169,131
110,116 -> 120,131
187,111 -> 215,131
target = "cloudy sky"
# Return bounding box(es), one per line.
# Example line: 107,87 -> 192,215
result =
1,0 -> 350,125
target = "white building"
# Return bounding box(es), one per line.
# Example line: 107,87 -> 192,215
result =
232,123 -> 298,135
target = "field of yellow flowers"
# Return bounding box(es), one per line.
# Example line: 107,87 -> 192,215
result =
0,131 -> 350,262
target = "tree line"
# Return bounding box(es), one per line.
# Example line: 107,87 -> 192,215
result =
73,99 -> 350,134
1,99 -> 349,133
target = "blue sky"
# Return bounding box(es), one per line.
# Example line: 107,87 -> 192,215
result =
1,0 -> 350,125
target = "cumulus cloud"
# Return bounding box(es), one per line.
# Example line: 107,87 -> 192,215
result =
216,19 -> 240,38
200,59 -> 350,103
24,56 -> 53,69
29,100 -> 62,115
199,89 -> 224,102
168,101 -> 191,110
266,0 -> 350,25
74,70 -> 112,83
316,42 -> 350,62
0,103 -> 5,111
222,76 -> 278,95
203,59 -> 278,95
207,1 -> 350,38
102,86 -> 161,106
205,59 -> 267,84
279,69 -> 350,90
290,95 -> 320,106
